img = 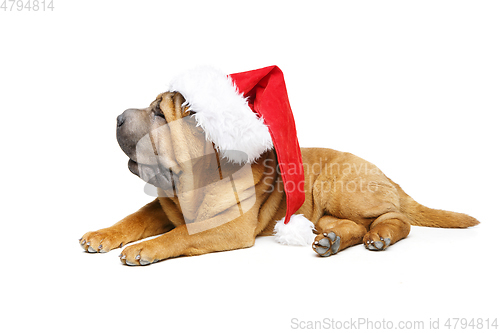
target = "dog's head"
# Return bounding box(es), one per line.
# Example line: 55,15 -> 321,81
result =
116,91 -> 275,229
116,92 -> 209,192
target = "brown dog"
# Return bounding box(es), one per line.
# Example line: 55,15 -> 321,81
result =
80,91 -> 479,265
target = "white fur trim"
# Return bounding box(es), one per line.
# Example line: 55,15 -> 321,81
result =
167,66 -> 273,164
273,214 -> 316,246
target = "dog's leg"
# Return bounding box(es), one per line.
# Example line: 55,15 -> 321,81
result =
363,212 -> 411,251
312,216 -> 367,257
80,199 -> 173,253
118,221 -> 256,265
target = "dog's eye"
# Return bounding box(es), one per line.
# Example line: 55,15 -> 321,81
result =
153,107 -> 165,120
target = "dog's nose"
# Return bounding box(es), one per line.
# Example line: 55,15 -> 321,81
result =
117,113 -> 125,127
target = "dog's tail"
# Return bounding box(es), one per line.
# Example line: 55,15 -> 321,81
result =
394,182 -> 480,228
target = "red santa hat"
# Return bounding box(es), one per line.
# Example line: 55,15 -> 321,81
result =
167,65 -> 315,245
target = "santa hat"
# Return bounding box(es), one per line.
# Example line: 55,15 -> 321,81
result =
167,65 -> 315,246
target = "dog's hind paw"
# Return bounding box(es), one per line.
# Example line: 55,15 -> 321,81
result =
312,232 -> 341,257
364,235 -> 391,251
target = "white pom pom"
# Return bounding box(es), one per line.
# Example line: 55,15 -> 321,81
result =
273,214 -> 316,246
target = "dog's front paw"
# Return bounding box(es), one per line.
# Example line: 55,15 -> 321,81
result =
79,229 -> 125,254
119,242 -> 160,266
312,232 -> 341,257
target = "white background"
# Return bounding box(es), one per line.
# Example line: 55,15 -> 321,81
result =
1,1 -> 499,332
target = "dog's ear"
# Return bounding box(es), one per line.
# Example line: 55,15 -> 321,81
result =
157,92 -> 191,123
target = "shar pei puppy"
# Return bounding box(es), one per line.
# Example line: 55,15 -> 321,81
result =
79,67 -> 479,265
